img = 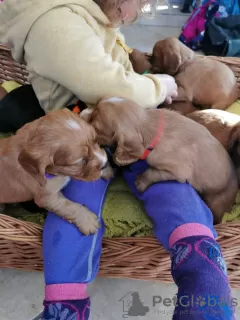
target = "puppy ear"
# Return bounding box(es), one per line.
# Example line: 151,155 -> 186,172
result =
18,147 -> 52,187
114,131 -> 144,166
163,52 -> 182,76
166,39 -> 194,75
80,108 -> 94,123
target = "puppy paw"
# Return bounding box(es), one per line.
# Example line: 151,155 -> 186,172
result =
135,177 -> 148,193
75,208 -> 100,236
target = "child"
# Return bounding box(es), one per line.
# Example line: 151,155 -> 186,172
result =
42,163 -> 235,320
0,0 -> 235,319
0,0 -> 177,111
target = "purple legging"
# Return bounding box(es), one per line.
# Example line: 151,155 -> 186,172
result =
42,161 -> 235,320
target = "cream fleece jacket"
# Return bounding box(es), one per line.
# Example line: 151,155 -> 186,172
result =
0,0 -> 167,111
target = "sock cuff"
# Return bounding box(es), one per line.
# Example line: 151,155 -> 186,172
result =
45,283 -> 88,301
169,223 -> 215,248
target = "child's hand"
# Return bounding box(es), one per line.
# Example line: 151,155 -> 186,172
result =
155,74 -> 178,104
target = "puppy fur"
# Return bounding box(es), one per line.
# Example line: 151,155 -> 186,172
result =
81,98 -> 238,224
0,108 -> 113,235
151,37 -> 239,114
129,49 -> 152,74
187,109 -> 240,168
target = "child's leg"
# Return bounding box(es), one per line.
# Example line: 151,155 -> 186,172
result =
42,178 -> 111,320
123,162 -> 235,319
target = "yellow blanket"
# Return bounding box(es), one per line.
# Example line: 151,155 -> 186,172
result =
226,100 -> 240,115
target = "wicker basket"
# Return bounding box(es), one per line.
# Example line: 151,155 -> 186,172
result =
1,44 -> 240,287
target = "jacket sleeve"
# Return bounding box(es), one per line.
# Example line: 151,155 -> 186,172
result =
24,7 -> 167,109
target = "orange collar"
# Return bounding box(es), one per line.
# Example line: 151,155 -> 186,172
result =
140,114 -> 165,160
72,102 -> 81,114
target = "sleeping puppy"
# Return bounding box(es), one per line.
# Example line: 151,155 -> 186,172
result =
151,37 -> 239,114
187,109 -> 240,168
81,97 -> 238,224
0,108 -> 113,235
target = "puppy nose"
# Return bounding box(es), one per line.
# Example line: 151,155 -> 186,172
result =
101,161 -> 108,170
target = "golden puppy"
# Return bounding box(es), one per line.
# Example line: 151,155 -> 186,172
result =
151,37 -> 239,114
187,109 -> 240,167
129,49 -> 152,74
0,108 -> 113,235
81,97 -> 238,224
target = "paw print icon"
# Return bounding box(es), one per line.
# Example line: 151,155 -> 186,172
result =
195,296 -> 207,307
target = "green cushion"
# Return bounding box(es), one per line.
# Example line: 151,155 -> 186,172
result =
102,174 -> 153,237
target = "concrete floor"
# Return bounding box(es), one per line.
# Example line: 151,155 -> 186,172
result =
1,14 -> 240,320
1,268 -> 240,320
0,269 -> 178,320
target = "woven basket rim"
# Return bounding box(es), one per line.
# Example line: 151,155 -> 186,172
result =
2,213 -> 240,287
